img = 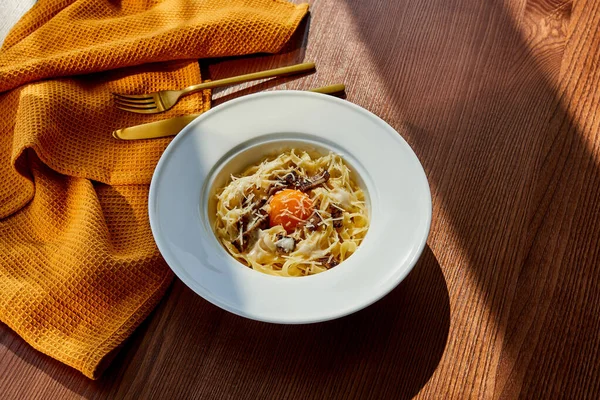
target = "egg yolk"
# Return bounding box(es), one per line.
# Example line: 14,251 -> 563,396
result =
269,189 -> 313,233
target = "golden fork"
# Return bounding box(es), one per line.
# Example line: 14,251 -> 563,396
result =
112,84 -> 346,140
113,62 -> 315,114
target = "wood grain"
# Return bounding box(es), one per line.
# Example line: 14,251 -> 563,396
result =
2,0 -> 600,398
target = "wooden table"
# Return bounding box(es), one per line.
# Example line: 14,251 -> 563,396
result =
2,0 -> 600,398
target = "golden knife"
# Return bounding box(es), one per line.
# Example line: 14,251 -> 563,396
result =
112,84 -> 346,140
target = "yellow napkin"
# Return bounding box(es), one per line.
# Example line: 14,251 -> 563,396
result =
0,0 -> 308,379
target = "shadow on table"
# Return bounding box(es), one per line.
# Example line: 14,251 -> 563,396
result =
242,245 -> 450,400
92,245 -> 450,400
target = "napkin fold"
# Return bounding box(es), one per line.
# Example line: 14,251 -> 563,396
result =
0,0 -> 308,379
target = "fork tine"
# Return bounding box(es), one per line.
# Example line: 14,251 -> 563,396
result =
112,92 -> 154,101
114,96 -> 156,105
114,100 -> 157,109
116,105 -> 159,114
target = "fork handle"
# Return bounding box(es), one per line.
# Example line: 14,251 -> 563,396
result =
181,62 -> 316,95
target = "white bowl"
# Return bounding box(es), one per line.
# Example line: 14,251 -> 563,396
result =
149,91 -> 431,324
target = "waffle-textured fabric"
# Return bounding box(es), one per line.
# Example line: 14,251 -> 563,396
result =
0,0 -> 308,379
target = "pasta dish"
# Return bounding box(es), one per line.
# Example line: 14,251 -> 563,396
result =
214,149 -> 369,277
